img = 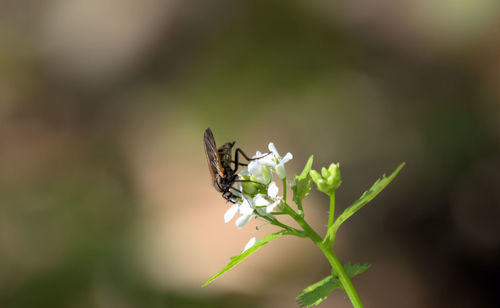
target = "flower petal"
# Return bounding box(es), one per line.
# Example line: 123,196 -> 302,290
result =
257,155 -> 275,166
268,142 -> 280,157
268,181 -> 279,198
224,203 -> 239,223
275,163 -> 287,179
282,152 -> 293,163
266,200 -> 281,213
243,237 -> 259,252
239,199 -> 254,215
248,161 -> 262,175
253,194 -> 270,207
236,213 -> 253,229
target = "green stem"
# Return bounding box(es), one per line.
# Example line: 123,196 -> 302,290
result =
317,244 -> 364,308
282,178 -> 287,203
284,203 -> 321,242
324,192 -> 336,245
327,192 -> 335,229
260,215 -> 307,237
269,211 -> 288,215
284,202 -> 364,308
297,199 -> 304,217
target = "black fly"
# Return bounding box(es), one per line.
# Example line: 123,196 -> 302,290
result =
203,128 -> 264,203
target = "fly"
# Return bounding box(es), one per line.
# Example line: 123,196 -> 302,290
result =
203,128 -> 264,203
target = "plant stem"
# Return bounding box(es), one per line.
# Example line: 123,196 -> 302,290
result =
317,244 -> 364,308
324,192 -> 336,244
327,192 -> 335,229
282,178 -> 287,203
284,203 -> 322,242
284,202 -> 364,308
260,215 -> 307,237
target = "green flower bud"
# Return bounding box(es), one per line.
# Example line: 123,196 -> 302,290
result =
240,175 -> 260,196
318,180 -> 329,192
329,163 -> 341,190
326,175 -> 334,186
327,163 -> 336,175
310,170 -> 322,183
321,167 -> 329,179
261,165 -> 273,185
309,163 -> 341,196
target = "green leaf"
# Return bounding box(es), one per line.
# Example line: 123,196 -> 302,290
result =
297,263 -> 371,307
343,262 -> 371,277
202,230 -> 289,287
331,163 -> 404,232
297,275 -> 338,307
299,155 -> 314,179
292,155 -> 314,205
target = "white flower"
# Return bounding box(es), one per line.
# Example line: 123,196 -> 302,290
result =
253,181 -> 282,213
268,143 -> 293,179
243,237 -> 259,252
235,198 -> 255,229
224,188 -> 280,229
224,196 -> 258,229
247,144 -> 293,181
247,151 -> 273,185
223,142 -> 291,229
224,203 -> 239,223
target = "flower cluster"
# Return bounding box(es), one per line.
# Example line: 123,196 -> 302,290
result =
224,143 -> 293,231
310,163 -> 341,196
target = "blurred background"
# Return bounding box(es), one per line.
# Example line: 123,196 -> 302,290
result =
1,1 -> 499,307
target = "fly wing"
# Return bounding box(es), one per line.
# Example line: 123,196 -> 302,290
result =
204,128 -> 225,179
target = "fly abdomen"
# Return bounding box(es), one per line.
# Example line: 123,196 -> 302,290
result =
218,141 -> 236,176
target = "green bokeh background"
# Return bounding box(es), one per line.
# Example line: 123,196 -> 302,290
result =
1,1 -> 499,307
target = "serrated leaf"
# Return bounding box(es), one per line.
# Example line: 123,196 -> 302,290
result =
331,162 -> 405,232
202,230 -> 288,287
299,155 -> 314,179
292,155 -> 314,204
297,275 -> 339,307
297,263 -> 371,307
343,262 -> 371,277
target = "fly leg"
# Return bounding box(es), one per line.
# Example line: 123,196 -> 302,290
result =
233,148 -> 270,172
234,178 -> 266,187
225,186 -> 244,203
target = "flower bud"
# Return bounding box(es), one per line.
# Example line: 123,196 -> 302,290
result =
240,175 -> 260,196
261,165 -> 273,185
321,167 -> 329,179
310,163 -> 341,196
329,163 -> 341,190
310,170 -> 322,183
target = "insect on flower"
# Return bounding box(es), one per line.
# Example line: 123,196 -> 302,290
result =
203,128 -> 265,203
